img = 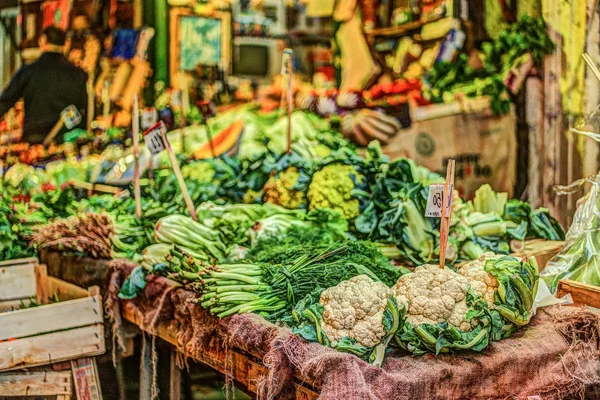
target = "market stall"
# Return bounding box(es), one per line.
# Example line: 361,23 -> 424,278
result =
3,0 -> 600,398
107,260 -> 600,399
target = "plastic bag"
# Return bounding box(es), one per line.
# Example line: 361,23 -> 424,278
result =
541,174 -> 600,292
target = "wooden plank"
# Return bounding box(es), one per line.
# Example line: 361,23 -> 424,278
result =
121,302 -> 321,398
0,371 -> 72,396
0,296 -> 103,341
0,257 -> 38,267
0,324 -> 105,371
48,276 -> 90,301
35,264 -> 49,304
0,263 -> 36,301
139,333 -> 153,400
557,279 -> 600,309
170,350 -> 181,400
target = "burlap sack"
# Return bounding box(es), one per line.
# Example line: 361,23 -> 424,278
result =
383,107 -> 517,199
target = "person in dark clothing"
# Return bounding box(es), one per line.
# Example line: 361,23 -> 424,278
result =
0,26 -> 88,144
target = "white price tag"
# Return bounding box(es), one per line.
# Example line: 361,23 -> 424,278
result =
144,121 -> 167,155
425,183 -> 453,218
281,48 -> 294,76
61,105 -> 82,130
141,107 -> 158,130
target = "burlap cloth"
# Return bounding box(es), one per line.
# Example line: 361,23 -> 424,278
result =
106,261 -> 600,400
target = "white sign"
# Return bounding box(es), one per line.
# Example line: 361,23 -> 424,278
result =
425,183 -> 453,218
281,48 -> 294,76
144,121 -> 167,155
141,107 -> 158,130
61,105 -> 82,130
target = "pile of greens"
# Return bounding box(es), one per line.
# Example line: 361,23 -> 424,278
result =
424,15 -> 555,114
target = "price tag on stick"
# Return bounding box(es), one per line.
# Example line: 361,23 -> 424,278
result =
43,105 -> 82,147
61,105 -> 82,130
132,95 -> 142,219
144,121 -> 198,221
438,160 -> 455,269
425,183 -> 453,218
280,48 -> 294,154
143,121 -> 167,155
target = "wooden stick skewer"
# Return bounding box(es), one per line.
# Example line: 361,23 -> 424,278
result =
439,159 -> 455,269
132,94 -> 142,219
160,128 -> 198,221
286,56 -> 293,155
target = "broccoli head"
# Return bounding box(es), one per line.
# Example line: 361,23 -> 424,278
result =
262,167 -> 307,209
307,163 -> 364,220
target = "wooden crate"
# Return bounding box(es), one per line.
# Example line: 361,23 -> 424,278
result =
0,259 -> 105,372
557,280 -> 600,309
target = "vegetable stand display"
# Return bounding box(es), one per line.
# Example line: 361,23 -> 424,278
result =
106,260 -> 600,400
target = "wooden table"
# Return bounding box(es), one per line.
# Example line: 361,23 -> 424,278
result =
121,295 -> 320,400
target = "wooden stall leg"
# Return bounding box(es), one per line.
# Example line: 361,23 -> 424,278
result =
140,333 -> 153,400
57,396 -> 70,400
34,264 -> 49,304
170,350 -> 181,400
115,359 -> 128,400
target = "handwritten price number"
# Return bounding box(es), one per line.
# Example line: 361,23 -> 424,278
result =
144,121 -> 167,155
425,184 -> 453,218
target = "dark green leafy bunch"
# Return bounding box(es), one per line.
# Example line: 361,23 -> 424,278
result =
481,15 -> 556,69
199,240 -> 407,319
424,16 -> 554,115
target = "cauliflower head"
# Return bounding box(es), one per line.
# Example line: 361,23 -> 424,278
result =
262,167 -> 306,209
458,252 -> 499,306
393,264 -> 472,332
320,275 -> 391,347
307,163 -> 363,220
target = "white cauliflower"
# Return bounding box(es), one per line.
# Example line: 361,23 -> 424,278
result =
320,275 -> 391,347
458,252 -> 499,306
393,264 -> 472,332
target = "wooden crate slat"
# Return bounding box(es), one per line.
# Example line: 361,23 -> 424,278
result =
48,276 -> 90,301
0,263 -> 36,301
0,324 -> 105,371
0,296 -> 103,341
0,298 -> 32,312
0,371 -> 72,396
557,279 -> 600,309
0,257 -> 38,267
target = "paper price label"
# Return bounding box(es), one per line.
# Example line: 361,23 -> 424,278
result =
143,121 -> 167,155
141,107 -> 158,130
281,48 -> 294,76
425,183 -> 453,218
61,105 -> 82,130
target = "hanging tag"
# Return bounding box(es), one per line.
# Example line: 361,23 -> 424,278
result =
141,107 -> 158,130
281,48 -> 294,76
143,121 -> 167,155
61,105 -> 82,130
425,183 -> 453,218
